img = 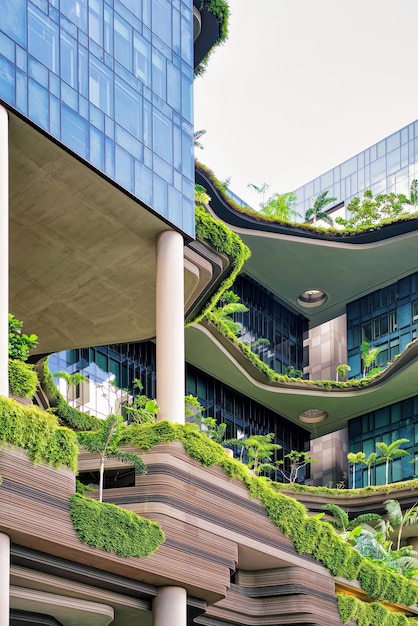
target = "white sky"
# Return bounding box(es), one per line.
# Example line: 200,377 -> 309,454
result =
194,0 -> 418,208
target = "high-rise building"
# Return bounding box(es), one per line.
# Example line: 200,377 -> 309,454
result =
2,2 -> 418,625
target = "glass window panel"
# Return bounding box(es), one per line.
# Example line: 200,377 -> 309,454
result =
135,161 -> 152,204
152,0 -> 172,46
3,0 -> 26,47
28,78 -> 49,129
370,156 -> 386,182
115,145 -> 134,192
16,69 -> 27,114
60,31 -> 78,88
387,148 -> 400,175
180,14 -> 192,66
88,0 -> 103,45
90,125 -> 104,169
0,56 -> 15,105
167,62 -> 181,111
89,56 -> 114,116
28,5 -> 59,72
153,172 -> 167,215
115,77 -> 142,137
114,14 -> 132,70
134,32 -> 151,84
153,109 -> 172,162
152,48 -> 166,98
61,104 -> 88,158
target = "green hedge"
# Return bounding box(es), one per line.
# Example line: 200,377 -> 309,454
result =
337,593 -> 415,625
195,0 -> 229,76
9,359 -> 38,398
188,205 -> 251,326
0,396 -> 78,471
124,421 -> 418,609
70,493 -> 165,557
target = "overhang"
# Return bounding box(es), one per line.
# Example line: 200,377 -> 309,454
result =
196,166 -> 418,328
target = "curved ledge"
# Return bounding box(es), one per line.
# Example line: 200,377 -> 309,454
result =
185,321 -> 418,436
195,163 -> 418,244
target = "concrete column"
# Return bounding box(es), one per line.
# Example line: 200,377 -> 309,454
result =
153,586 -> 187,626
0,106 -> 8,397
156,231 -> 185,424
0,533 -> 10,626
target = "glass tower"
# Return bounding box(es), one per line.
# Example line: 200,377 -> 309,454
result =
0,0 -> 195,235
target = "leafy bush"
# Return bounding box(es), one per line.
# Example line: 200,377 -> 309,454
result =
337,593 -> 415,625
0,396 -> 77,471
8,359 -> 38,398
8,313 -> 38,361
70,493 -> 165,557
194,0 -> 229,76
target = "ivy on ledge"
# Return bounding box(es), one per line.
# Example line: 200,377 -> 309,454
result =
337,593 -> 415,626
70,493 -> 165,558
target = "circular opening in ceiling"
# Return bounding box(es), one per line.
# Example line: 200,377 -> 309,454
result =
298,408 -> 328,424
297,289 -> 327,308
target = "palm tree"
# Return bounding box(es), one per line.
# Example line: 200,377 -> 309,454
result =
322,503 -> 381,541
193,129 -> 206,150
384,499 -> 418,551
210,290 -> 248,336
360,452 -> 377,487
361,341 -> 381,377
347,451 -> 366,489
261,192 -> 300,221
77,414 -> 146,502
375,438 -> 410,485
304,191 -> 337,226
336,363 -> 351,382
247,182 -> 269,210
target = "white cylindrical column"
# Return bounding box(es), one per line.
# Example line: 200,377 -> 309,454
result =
0,533 -> 10,626
156,230 -> 185,424
152,586 -> 187,626
0,106 -> 8,398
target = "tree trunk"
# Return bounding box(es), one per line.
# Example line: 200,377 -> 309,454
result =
99,457 -> 105,502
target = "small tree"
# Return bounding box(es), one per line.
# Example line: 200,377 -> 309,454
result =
77,414 -> 146,502
336,363 -> 351,382
321,503 -> 381,541
375,438 -> 410,485
195,184 -> 211,205
193,129 -> 206,150
277,450 -> 319,483
240,433 -> 282,476
347,451 -> 366,489
261,192 -> 299,221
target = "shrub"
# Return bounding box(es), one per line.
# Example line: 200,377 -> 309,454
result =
8,359 -> 38,398
70,493 -> 165,557
0,396 -> 77,471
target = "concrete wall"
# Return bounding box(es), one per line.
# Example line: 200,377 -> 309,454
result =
304,314 -> 348,381
309,427 -> 349,487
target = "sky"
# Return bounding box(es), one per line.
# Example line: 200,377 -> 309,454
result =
194,0 -> 418,208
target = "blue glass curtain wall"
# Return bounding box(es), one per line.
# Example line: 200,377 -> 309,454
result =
0,0 -> 195,235
346,271 -> 418,378
293,120 -> 418,221
348,396 -> 418,487
233,275 -> 308,375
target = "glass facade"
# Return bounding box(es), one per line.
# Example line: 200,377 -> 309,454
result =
233,274 -> 308,375
293,120 -> 418,221
0,0 -> 195,235
346,271 -> 418,378
50,342 -> 310,481
348,396 -> 418,487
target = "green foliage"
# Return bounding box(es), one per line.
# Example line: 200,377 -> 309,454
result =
210,290 -> 248,335
189,204 -> 251,325
194,0 -> 229,76
121,422 -> 418,607
39,359 -> 101,431
54,371 -> 86,387
195,183 -> 211,205
277,450 -> 319,483
261,191 -> 299,221
70,493 -> 165,557
361,341 -> 382,377
337,593 -> 416,626
375,439 -> 410,485
336,363 -> 351,381
336,189 -> 410,229
8,313 -> 38,361
8,359 -> 38,398
124,379 -> 159,424
0,396 -> 77,471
